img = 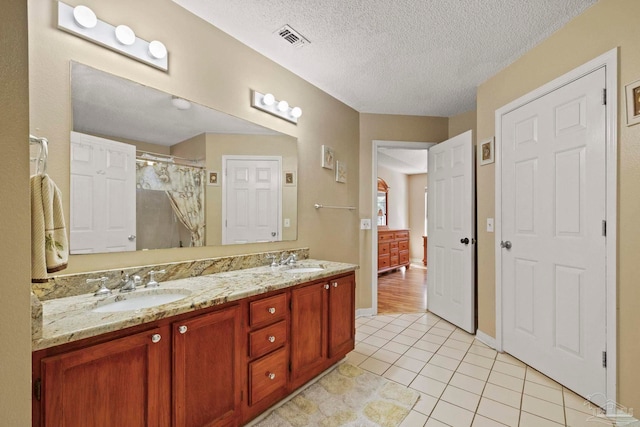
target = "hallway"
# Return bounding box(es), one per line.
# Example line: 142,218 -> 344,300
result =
378,265 -> 428,314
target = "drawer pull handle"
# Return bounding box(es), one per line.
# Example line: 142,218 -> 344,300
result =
268,335 -> 276,343
324,284 -> 330,290
267,372 -> 276,380
333,282 -> 338,288
151,334 -> 161,343
178,325 -> 187,334
268,307 -> 276,315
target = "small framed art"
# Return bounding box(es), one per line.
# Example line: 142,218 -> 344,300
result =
321,145 -> 335,169
479,138 -> 494,166
625,79 -> 640,127
207,170 -> 220,186
284,171 -> 296,186
335,161 -> 347,183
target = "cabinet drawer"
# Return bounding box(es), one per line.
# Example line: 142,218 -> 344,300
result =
399,241 -> 409,251
395,231 -> 409,240
399,251 -> 409,264
378,243 -> 390,255
249,347 -> 287,405
378,232 -> 394,242
390,241 -> 399,249
250,294 -> 287,326
249,320 -> 287,359
378,255 -> 390,269
390,255 -> 399,266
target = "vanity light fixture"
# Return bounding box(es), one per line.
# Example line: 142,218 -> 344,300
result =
57,1 -> 169,71
72,5 -> 97,29
251,90 -> 302,124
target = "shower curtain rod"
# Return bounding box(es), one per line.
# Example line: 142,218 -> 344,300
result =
136,150 -> 205,168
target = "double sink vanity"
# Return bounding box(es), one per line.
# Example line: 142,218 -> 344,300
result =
31,251 -> 358,427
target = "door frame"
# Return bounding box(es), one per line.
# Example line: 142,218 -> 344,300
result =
221,155 -> 283,244
370,140 -> 435,316
494,48 -> 618,402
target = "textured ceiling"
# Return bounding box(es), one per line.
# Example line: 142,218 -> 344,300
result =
173,0 -> 597,117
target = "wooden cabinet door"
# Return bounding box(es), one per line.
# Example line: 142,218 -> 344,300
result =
290,282 -> 328,382
173,306 -> 242,427
328,275 -> 356,358
40,326 -> 169,427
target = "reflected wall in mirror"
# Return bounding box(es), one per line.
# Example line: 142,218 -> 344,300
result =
377,177 -> 389,227
70,62 -> 298,254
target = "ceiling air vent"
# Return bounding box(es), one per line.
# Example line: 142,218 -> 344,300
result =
274,25 -> 309,48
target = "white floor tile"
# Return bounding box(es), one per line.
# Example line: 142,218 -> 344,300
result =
421,363 -> 455,383
449,372 -> 486,395
429,327 -> 453,338
476,397 -> 520,427
481,382 -> 522,409
410,374 -> 448,398
525,367 -> 562,390
354,342 -> 378,356
436,345 -> 466,360
393,334 -> 420,346
371,348 -> 402,364
491,360 -> 526,379
422,334 -> 448,345
519,411 -> 564,427
357,324 -> 380,335
431,400 -> 475,427
413,339 -> 442,353
382,323 -> 407,334
471,414 -> 508,426
562,388 -> 592,415
442,338 -> 472,352
428,354 -> 461,371
395,354 -> 428,373
374,329 -> 400,340
359,357 -> 390,375
425,418 -> 450,427
383,365 -> 418,386
521,394 -> 565,425
382,340 -> 411,355
362,335 -> 389,348
402,328 -> 427,339
463,352 -> 495,369
456,362 -> 491,382
440,385 -> 481,412
467,344 -> 498,359
413,392 -> 438,416
406,347 -> 436,362
523,380 -> 563,406
495,352 -> 525,367
344,351 -> 368,366
400,410 -> 428,427
487,370 -> 524,393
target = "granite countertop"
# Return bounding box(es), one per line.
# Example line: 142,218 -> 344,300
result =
33,259 -> 357,351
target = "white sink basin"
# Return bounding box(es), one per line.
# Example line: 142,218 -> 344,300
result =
92,290 -> 190,313
284,267 -> 325,274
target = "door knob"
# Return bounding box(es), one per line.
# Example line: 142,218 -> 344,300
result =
271,232 -> 276,237
460,237 -> 470,245
151,334 -> 161,343
178,325 -> 187,334
128,234 -> 136,241
500,240 -> 512,250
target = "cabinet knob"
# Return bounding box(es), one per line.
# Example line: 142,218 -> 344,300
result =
178,325 -> 188,334
333,282 -> 338,288
268,307 -> 276,315
268,335 -> 276,343
267,372 -> 276,380
324,284 -> 330,290
151,333 -> 161,343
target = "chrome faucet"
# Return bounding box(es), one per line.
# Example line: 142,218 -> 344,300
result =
145,270 -> 165,288
280,253 -> 297,266
266,254 -> 279,267
87,276 -> 111,297
120,273 -> 141,293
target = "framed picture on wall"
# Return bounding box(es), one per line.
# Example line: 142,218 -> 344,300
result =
625,79 -> 640,126
479,137 -> 494,166
321,145 -> 335,169
284,171 -> 296,186
335,161 -> 347,183
207,170 -> 220,186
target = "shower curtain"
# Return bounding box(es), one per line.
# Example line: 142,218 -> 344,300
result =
136,162 -> 205,246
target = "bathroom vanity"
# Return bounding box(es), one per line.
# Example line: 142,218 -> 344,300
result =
31,259 -> 357,427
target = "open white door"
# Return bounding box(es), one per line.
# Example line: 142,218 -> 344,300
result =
427,130 -> 475,333
70,132 -> 136,253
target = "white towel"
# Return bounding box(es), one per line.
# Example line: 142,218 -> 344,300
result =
31,174 -> 69,283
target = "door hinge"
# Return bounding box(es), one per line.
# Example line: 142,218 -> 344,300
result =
34,378 -> 42,401
602,351 -> 607,368
602,88 -> 607,105
602,220 -> 607,237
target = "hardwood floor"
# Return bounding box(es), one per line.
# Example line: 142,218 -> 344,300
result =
377,264 -> 427,314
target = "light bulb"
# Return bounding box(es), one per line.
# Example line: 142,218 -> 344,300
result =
73,5 -> 97,29
262,93 -> 275,106
171,96 -> 192,110
277,100 -> 289,112
148,40 -> 167,59
115,25 -> 136,46
291,107 -> 302,118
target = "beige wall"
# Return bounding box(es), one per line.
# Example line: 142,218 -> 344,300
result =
476,0 -> 640,410
28,0 -> 360,278
0,0 -> 31,424
408,173 -> 428,263
358,114 -> 448,309
448,110 -> 477,140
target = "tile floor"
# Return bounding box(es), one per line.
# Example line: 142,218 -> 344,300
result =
346,312 -> 615,427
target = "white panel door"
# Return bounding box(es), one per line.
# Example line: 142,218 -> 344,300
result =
501,68 -> 606,400
427,130 -> 475,333
223,157 -> 281,244
70,132 -> 136,253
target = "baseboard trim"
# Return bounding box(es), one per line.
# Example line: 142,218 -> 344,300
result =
475,330 -> 497,349
356,308 -> 376,318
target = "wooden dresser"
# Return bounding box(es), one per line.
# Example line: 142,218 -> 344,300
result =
378,229 -> 410,274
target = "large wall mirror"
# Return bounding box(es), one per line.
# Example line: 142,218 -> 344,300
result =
70,62 -> 298,254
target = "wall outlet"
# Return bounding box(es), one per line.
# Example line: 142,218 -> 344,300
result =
487,218 -> 494,233
284,218 -> 290,227
360,218 -> 372,230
